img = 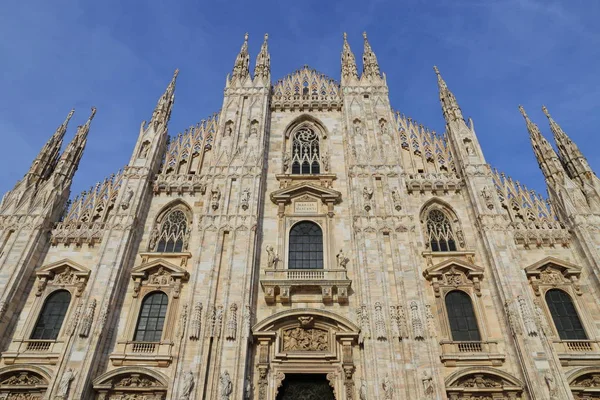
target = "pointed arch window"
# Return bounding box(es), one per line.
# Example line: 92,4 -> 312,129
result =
545,289 -> 587,340
445,290 -> 481,341
426,209 -> 457,251
288,221 -> 323,269
134,292 -> 169,342
31,290 -> 71,340
291,127 -> 320,175
153,209 -> 189,253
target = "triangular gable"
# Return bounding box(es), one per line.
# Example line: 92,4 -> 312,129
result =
524,256 -> 581,278
270,183 -> 341,205
131,258 -> 189,281
424,257 -> 484,280
36,258 -> 90,280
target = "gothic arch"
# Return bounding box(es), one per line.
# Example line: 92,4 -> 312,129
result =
283,114 -> 329,139
420,199 -> 466,251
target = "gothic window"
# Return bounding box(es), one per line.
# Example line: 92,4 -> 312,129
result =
426,209 -> 457,251
31,290 -> 71,340
445,290 -> 481,341
291,128 -> 320,175
545,289 -> 587,340
288,221 -> 323,269
134,291 -> 169,342
153,208 -> 189,253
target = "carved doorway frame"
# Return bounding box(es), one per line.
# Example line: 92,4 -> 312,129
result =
252,309 -> 359,400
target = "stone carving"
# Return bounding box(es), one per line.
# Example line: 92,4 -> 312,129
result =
517,295 -> 538,336
54,268 -> 76,285
121,189 -> 134,210
139,140 -> 150,158
356,304 -> 371,344
282,327 -> 328,351
460,374 -> 501,388
179,371 -> 194,400
322,152 -> 330,172
211,188 -> 221,211
410,301 -> 425,340
572,373 -> 600,387
242,305 -> 252,340
425,304 -> 437,338
533,299 -> 550,337
215,305 -> 224,338
391,188 -> 401,210
353,119 -> 363,136
283,152 -> 291,172
382,373 -> 393,400
374,302 -> 386,340
241,188 -> 250,211
363,187 -> 373,201
0,300 -> 7,321
67,302 -> 82,336
359,379 -> 367,400
298,316 -> 314,328
265,245 -> 279,269
189,301 -> 203,340
56,368 -> 75,399
504,299 -> 522,336
226,303 -> 237,341
0,372 -> 44,386
79,298 -> 96,338
244,377 -> 253,399
206,306 -> 216,338
96,303 -> 109,337
389,305 -> 407,339
540,267 -> 565,284
481,186 -> 494,210
220,370 -> 233,400
422,370 -> 434,398
177,304 -> 188,339
336,249 -> 349,269
148,267 -> 173,285
544,372 -> 558,400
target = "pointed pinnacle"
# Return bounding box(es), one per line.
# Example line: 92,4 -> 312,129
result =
343,32 -> 347,40
433,65 -> 440,75
542,105 -> 550,118
64,109 -> 75,125
264,33 -> 268,41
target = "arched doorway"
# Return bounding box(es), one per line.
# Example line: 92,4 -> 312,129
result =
276,374 -> 335,400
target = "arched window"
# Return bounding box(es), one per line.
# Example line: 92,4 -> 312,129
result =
545,289 -> 587,340
31,290 -> 71,340
291,127 -> 320,175
155,209 -> 188,253
288,221 -> 323,269
445,291 -> 481,341
426,209 -> 457,252
134,292 -> 169,342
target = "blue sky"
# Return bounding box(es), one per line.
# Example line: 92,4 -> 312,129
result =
0,0 -> 598,197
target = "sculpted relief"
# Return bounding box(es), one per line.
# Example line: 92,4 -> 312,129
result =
282,327 -> 329,352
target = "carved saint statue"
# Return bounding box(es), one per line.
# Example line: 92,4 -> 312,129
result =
179,371 -> 194,400
225,125 -> 233,137
57,368 -> 76,398
359,379 -> 367,400
220,370 -> 233,400
422,370 -> 434,398
353,120 -> 363,136
139,141 -> 150,158
283,152 -> 291,172
266,245 -> 279,269
241,188 -> 250,210
121,189 -> 134,210
322,152 -> 330,172
244,378 -> 253,400
363,186 -> 374,201
382,373 -> 393,399
336,249 -> 349,269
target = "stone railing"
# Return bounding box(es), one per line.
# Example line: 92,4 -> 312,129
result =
405,172 -> 463,193
1,339 -> 64,364
439,340 -> 504,367
261,269 -> 351,304
110,341 -> 173,367
553,340 -> 600,365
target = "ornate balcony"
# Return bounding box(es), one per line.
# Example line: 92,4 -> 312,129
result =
1,339 -> 64,365
439,340 -> 505,367
553,340 -> 600,366
110,341 -> 173,367
260,268 -> 351,304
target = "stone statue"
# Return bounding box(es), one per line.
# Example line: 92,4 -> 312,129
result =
56,368 -> 75,399
121,189 -> 134,210
545,372 -> 557,394
241,188 -> 250,210
179,371 -> 194,400
283,152 -> 291,172
353,120 -> 363,136
266,245 -> 279,269
382,373 -> 393,399
359,379 -> 367,400
422,370 -> 434,398
211,188 -> 221,210
244,377 -> 253,399
363,186 -> 373,201
336,249 -> 349,269
220,370 -> 233,400
322,152 -> 330,172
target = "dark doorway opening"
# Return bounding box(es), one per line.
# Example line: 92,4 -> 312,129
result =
276,373 -> 335,400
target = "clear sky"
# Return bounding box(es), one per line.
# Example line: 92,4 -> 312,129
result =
0,0 -> 598,198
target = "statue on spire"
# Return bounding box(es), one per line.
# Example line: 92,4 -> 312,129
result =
254,33 -> 270,80
433,66 -> 464,123
341,32 -> 358,82
232,33 -> 250,82
150,69 -> 179,128
361,32 -> 381,79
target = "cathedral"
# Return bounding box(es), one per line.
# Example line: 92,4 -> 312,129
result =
1,31 -> 600,400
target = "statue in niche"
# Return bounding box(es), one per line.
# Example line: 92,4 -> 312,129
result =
382,373 -> 393,399
353,120 -> 363,136
359,379 -> 367,400
139,141 -> 151,159
322,152 -> 330,172
56,368 -> 76,399
336,249 -> 349,269
265,245 -> 279,269
464,139 -> 475,155
225,124 -> 233,137
179,371 -> 194,400
283,152 -> 291,172
422,370 -> 434,398
241,188 -> 250,210
220,370 -> 233,400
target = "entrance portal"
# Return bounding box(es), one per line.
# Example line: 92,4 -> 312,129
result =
276,374 -> 335,400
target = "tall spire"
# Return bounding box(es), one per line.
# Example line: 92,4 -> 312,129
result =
433,66 -> 464,123
519,105 -> 565,184
150,69 -> 179,128
54,107 -> 96,181
254,33 -> 270,81
232,33 -> 250,82
361,32 -> 381,79
28,109 -> 75,180
542,105 -> 594,184
341,32 -> 358,82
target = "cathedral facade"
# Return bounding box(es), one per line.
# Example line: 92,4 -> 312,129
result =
1,32 -> 600,400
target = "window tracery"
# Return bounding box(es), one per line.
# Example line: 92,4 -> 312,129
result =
423,206 -> 464,252
149,205 -> 191,253
291,128 -> 321,175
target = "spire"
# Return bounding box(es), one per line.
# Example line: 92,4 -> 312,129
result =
254,33 -> 270,80
28,109 -> 75,180
341,32 -> 358,82
54,107 -> 96,181
150,69 -> 178,128
232,33 -> 250,81
542,105 -> 594,183
433,66 -> 464,123
519,105 -> 565,184
361,32 -> 381,79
